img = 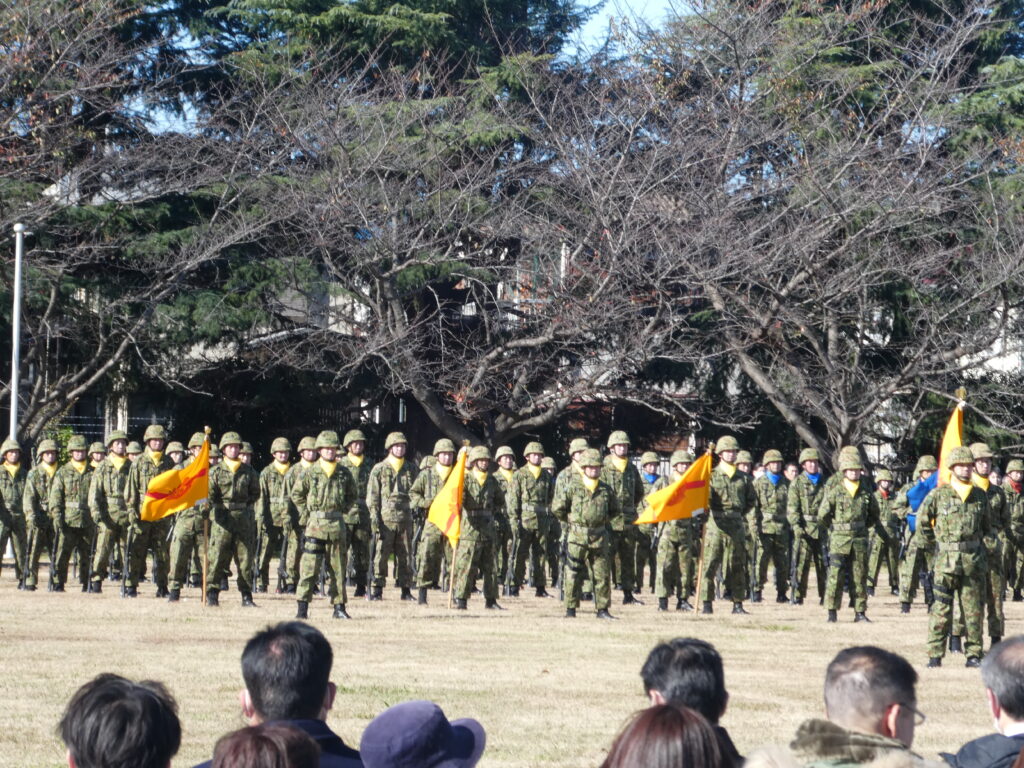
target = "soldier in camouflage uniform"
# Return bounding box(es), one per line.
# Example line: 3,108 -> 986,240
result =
49,434 -> 95,591
506,442 -> 555,598
653,450 -> 697,612
282,436 -> 317,593
254,437 -> 291,594
601,431 -> 645,604
493,446 -> 516,591
636,451 -> 661,594
205,431 -> 261,607
541,455 -> 561,584
897,455 -> 939,612
24,439 -> 59,590
166,442 -> 185,468
0,438 -> 27,584
553,439 -> 589,593
817,448 -> 889,623
753,449 -> 790,603
88,442 -> 106,469
123,425 -> 175,597
920,446 -> 994,667
409,439 -> 458,604
367,431 -> 418,601
165,432 -> 210,601
291,430 -> 358,619
866,468 -> 900,597
86,431 -> 131,593
787,447 -> 827,605
700,436 -> 757,615
339,429 -> 372,598
1004,460 -> 1024,601
553,448 -> 619,619
452,446 -> 504,610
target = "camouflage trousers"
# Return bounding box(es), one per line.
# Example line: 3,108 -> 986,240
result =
346,515 -> 371,587
867,528 -> 899,592
297,515 -> 348,605
256,522 -> 283,591
373,519 -> 413,589
635,523 -> 657,592
91,518 -> 128,584
454,528 -> 498,602
207,510 -> 255,596
656,523 -> 693,600
494,513 -> 512,585
127,520 -> 169,590
168,512 -> 206,591
757,530 -> 790,596
284,522 -> 303,588
825,539 -> 868,613
25,520 -> 54,588
511,523 -> 549,590
610,523 -> 643,592
0,516 -> 26,580
55,524 -> 93,587
564,527 -> 611,611
700,520 -> 747,603
416,521 -> 451,589
793,533 -> 827,601
954,542 -> 1003,639
929,561 -> 985,659
547,519 -> 562,586
899,536 -> 935,604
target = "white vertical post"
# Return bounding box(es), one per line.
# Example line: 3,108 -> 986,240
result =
10,223 -> 25,441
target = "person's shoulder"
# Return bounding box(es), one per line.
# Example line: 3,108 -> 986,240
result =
942,732 -> 1024,768
281,720 -> 364,767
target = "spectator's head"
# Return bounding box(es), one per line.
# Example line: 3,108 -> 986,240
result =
823,646 -> 919,747
600,705 -> 722,768
982,636 -> 1024,733
58,673 -> 181,768
641,638 -> 728,724
360,700 -> 485,768
240,622 -> 335,724
212,723 -> 320,768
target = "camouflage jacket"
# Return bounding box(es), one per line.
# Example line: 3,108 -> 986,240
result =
1003,480 -> 1024,548
409,464 -> 450,514
753,474 -> 789,536
282,460 -> 313,529
918,483 -> 994,574
708,464 -> 757,534
506,465 -> 554,531
552,474 -> 621,531
290,459 -> 357,526
461,470 -> 503,538
0,464 -> 26,529
974,478 -> 1008,551
125,450 -> 176,523
553,464 -> 580,510
601,456 -> 644,528
88,456 -> 131,526
49,461 -> 93,527
257,462 -> 291,528
208,461 -> 260,521
817,478 -> 886,554
23,463 -> 57,526
339,454 -> 371,524
366,458 -> 418,526
787,472 -> 826,538
874,488 -> 901,534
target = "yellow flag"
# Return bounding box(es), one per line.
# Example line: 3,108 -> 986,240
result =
427,449 -> 467,549
937,401 -> 964,487
635,452 -> 712,524
141,438 -> 210,522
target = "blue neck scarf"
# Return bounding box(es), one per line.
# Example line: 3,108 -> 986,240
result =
766,471 -> 781,486
806,472 -> 821,486
643,472 -> 659,484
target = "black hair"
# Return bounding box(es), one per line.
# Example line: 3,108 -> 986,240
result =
242,622 -> 334,721
983,637 -> 1024,720
824,646 -> 917,725
641,638 -> 727,724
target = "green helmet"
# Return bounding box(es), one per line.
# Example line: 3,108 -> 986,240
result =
716,436 -> 739,453
143,424 -> 167,441
166,441 -> 185,454
579,449 -> 603,468
106,430 -> 128,446
875,468 -> 893,482
433,438 -> 456,456
970,442 -> 995,460
88,441 -> 106,455
37,439 -> 58,455
541,457 -> 557,470
343,429 -> 367,448
915,455 -> 938,474
385,432 -> 408,450
762,449 -> 784,464
209,445 -> 222,458
671,449 -> 694,466
241,442 -> 254,454
1006,459 -> 1024,473
469,446 -> 491,462
736,451 -> 753,465
838,449 -> 863,472
947,446 -> 975,468
798,448 -> 820,464
315,430 -> 341,449
271,437 -> 292,454
419,455 -> 436,470
188,432 -> 206,449
640,451 -> 660,465
67,435 -> 88,452
219,431 -> 242,449
607,430 -> 630,448
568,438 -> 589,455
126,441 -> 143,455
524,442 -> 545,457
298,436 -> 317,452
1,438 -> 21,455
495,446 -> 515,461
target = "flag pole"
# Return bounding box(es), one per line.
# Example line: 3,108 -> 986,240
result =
448,539 -> 458,610
201,426 -> 211,608
693,443 -> 715,609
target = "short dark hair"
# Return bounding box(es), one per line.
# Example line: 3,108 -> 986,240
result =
982,636 -> 1024,720
242,622 -> 333,721
212,723 -> 321,768
600,705 -> 722,768
824,646 -> 917,726
58,673 -> 181,768
641,638 -> 727,723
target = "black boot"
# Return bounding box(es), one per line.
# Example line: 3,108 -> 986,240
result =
790,596 -> 804,605
188,574 -> 201,587
454,598 -> 468,610
296,600 -> 308,619
88,581 -> 102,594
927,657 -> 941,668
596,609 -> 617,619
155,586 -> 169,598
285,584 -> 296,595
400,587 -> 415,601
168,588 -> 180,602
1014,589 -> 1023,603
241,592 -> 256,607
368,585 -> 382,601
332,604 -> 351,619
867,586 -> 875,597
677,599 -> 693,612
219,577 -> 228,591
354,581 -> 366,598
485,600 -> 505,610
966,657 -> 981,668
206,591 -> 219,607
581,592 -> 593,602
827,609 -> 837,623
658,597 -> 668,611
900,601 -> 911,614
508,585 -> 520,597
701,601 -> 713,614
565,608 -> 576,618
776,592 -> 788,603
854,612 -> 870,623
126,585 -> 138,598
536,587 -> 552,598
418,588 -> 428,605
623,590 -> 643,605
993,636 -> 1003,646
732,603 -> 748,615
949,635 -> 963,654
752,590 -> 762,603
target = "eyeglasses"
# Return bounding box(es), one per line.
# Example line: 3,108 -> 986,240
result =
901,703 -> 927,726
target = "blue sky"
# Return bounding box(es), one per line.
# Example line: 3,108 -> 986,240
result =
572,0 -> 678,54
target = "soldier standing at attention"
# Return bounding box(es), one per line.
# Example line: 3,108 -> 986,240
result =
282,436 -> 317,593
753,449 -> 790,604
700,436 -> 757,615
654,450 -> 696,612
88,442 -> 106,469
123,425 -> 175,598
897,455 -> 939,612
493,446 -> 516,592
367,431 -> 417,601
920,446 -> 994,668
866,468 -> 900,597
240,442 -> 254,465
453,446 -> 504,610
291,430 -> 357,620
506,442 -> 555,599
339,429 -> 372,598
254,437 -> 291,594
205,431 -> 261,607
87,431 -> 131,594
166,432 -> 210,602
553,448 -> 620,619
1004,460 -> 1024,602
49,435 -> 95,592
166,442 -> 186,468
817,448 -> 889,623
601,431 -> 645,605
0,439 -> 26,585
787,448 -> 827,605
636,451 -> 662,595
542,455 -> 560,584
24,439 -> 59,591
409,439 -> 458,604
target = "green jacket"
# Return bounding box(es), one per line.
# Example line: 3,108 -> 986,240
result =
754,474 -> 789,536
817,478 -> 887,554
366,458 -> 418,527
708,464 -> 757,534
1003,480 -> 1024,549
88,456 -> 131,526
787,472 -> 826,538
339,454 -> 371,524
874,488 -> 900,534
23,463 -> 57,527
918,483 -> 994,574
0,464 -> 26,529
283,460 -> 313,529
787,719 -> 930,768
290,460 -> 357,528
125,451 -> 176,523
552,474 -> 621,530
409,464 -> 449,513
461,470 -> 503,538
49,461 -> 93,528
257,462 -> 291,528
975,478 -> 1008,555
506,465 -> 553,531
208,461 -> 260,520
600,456 -> 644,528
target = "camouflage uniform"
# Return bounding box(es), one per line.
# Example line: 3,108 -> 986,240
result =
0,440 -> 27,583
601,431 -> 645,601
753,460 -> 790,601
453,447 -> 504,607
282,438 -> 317,591
340,429 -> 372,597
1004,464 -> 1024,598
409,441 -> 456,598
291,431 -> 357,614
554,439 -> 592,595
653,454 -> 697,608
205,433 -> 261,603
897,456 -> 938,608
493,446 -> 516,589
167,432 -> 210,596
542,457 -> 561,584
23,442 -> 59,590
367,433 -> 418,597
88,437 -> 132,592
124,436 -> 175,595
48,440 -> 95,590
866,474 -> 900,595
255,438 -> 291,593
506,443 -> 555,596
787,459 -> 827,604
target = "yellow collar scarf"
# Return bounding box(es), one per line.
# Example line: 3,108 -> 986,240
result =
610,456 -> 628,473
842,478 -> 859,498
387,455 -> 405,474
41,461 -> 57,478
718,461 -> 736,479
300,458 -> 313,469
90,460 -> 102,469
952,476 -> 974,503
498,468 -> 514,483
148,450 -> 164,466
527,464 -> 542,479
109,454 -> 127,471
972,473 -> 990,491
3,462 -> 19,478
70,460 -> 88,474
347,453 -> 364,467
472,468 -> 489,486
223,457 -> 242,473
319,458 -> 337,478
581,474 -> 599,493
273,460 -> 290,475
435,463 -> 453,482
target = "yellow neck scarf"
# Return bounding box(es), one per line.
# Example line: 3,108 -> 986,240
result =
300,458 -> 313,469
41,461 -> 57,478
319,458 -> 337,478
387,455 -> 405,474
719,461 -> 736,479
973,473 -> 990,491
109,454 -> 127,471
273,460 -> 290,475
527,464 -> 542,479
71,460 -> 88,474
582,474 -> 599,493
348,453 -> 364,467
842,478 -> 859,498
435,463 -> 453,482
149,450 -> 164,466
224,457 -> 242,473
610,456 -> 628,472
90,460 -> 102,469
3,462 -> 19,478
472,468 -> 488,486
952,476 -> 974,503
499,468 -> 514,483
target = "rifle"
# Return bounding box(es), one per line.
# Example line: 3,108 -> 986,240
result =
22,525 -> 37,590
48,522 -> 60,591
748,530 -> 759,601
84,525 -> 98,591
920,567 -> 935,606
557,531 -> 568,602
367,525 -> 379,590
277,529 -> 288,593
121,524 -> 135,597
411,512 -> 425,574
251,521 -> 263,593
788,528 -> 798,601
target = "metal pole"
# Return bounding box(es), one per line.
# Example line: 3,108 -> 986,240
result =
10,223 -> 25,441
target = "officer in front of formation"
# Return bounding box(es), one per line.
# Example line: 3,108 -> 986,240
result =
409,438 -> 458,604
367,432 -> 418,601
452,446 -> 503,610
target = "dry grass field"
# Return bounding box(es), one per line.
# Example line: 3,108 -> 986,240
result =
0,566 -> 1005,768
